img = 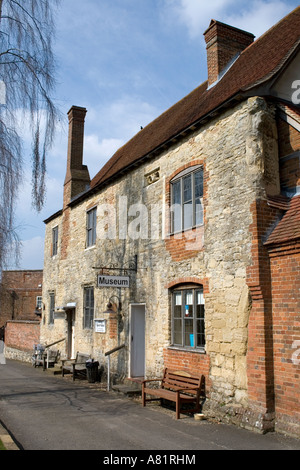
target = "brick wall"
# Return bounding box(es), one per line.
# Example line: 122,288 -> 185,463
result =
246,199 -> 281,432
0,270 -> 43,328
163,348 -> 210,381
5,320 -> 40,352
268,244 -> 300,437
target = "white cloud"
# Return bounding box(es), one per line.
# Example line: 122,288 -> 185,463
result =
83,96 -> 161,178
165,0 -> 297,39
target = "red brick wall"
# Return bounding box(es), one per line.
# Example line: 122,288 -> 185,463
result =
246,200 -> 280,431
5,320 -> 41,353
0,270 -> 43,327
269,246 -> 300,436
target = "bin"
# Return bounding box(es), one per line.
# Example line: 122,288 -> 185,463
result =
86,360 -> 99,383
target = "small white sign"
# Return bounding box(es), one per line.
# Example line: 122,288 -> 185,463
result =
95,319 -> 106,333
97,275 -> 130,288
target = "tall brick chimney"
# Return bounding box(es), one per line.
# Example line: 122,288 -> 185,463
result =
204,20 -> 255,86
64,106 -> 90,207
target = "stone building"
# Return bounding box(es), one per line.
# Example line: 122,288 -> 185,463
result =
41,8 -> 300,437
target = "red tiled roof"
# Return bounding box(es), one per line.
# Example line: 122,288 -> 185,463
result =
90,6 -> 300,190
265,195 -> 300,245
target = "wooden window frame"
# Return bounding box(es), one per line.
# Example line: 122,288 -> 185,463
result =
171,285 -> 205,351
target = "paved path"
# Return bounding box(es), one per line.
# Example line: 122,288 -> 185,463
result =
0,360 -> 299,452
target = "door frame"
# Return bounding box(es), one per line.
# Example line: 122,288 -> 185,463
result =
129,303 -> 146,378
66,308 -> 76,359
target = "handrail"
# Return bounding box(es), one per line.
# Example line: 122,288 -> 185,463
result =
105,343 -> 126,392
105,343 -> 125,357
44,337 -> 66,349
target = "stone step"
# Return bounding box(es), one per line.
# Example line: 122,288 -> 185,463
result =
111,384 -> 142,397
44,365 -> 62,375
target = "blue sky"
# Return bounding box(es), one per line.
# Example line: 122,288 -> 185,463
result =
9,0 -> 299,270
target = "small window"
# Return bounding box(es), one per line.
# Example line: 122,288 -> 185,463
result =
86,207 -> 97,248
52,226 -> 58,256
83,287 -> 94,329
172,286 -> 205,350
36,296 -> 42,309
49,293 -> 55,325
171,166 -> 203,233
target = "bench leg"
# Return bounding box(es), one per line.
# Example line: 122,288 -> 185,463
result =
142,386 -> 146,407
176,393 -> 180,420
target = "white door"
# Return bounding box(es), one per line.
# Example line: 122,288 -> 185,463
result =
130,305 -> 145,378
67,309 -> 76,359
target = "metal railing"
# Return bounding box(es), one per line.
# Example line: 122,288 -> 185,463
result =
105,343 -> 125,392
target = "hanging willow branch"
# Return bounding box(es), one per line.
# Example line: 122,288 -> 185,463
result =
0,0 -> 60,268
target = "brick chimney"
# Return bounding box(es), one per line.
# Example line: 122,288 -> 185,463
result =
204,20 -> 255,86
64,106 -> 90,207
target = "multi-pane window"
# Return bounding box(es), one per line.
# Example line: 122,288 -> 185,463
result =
172,286 -> 205,350
49,293 -> 55,325
52,226 -> 58,256
86,207 -> 97,247
171,166 -> 203,233
83,287 -> 94,329
36,296 -> 42,309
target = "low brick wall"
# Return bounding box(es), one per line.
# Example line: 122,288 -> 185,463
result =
5,320 -> 41,363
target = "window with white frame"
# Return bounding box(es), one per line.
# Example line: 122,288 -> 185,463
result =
171,166 -> 204,233
83,287 -> 94,329
172,285 -> 205,350
86,207 -> 97,248
52,226 -> 58,256
36,296 -> 42,309
49,293 -> 55,325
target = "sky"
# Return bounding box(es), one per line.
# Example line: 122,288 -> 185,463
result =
7,0 -> 299,271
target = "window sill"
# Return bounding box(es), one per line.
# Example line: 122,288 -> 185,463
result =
167,224 -> 204,238
167,345 -> 206,355
85,245 -> 96,252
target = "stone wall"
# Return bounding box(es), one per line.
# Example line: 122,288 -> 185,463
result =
41,97 -> 281,431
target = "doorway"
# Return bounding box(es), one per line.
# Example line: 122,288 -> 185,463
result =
66,309 -> 75,359
130,304 -> 145,378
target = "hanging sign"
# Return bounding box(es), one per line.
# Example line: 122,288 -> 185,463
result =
97,275 -> 130,288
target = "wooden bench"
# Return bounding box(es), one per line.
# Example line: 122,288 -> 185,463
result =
42,349 -> 60,371
142,368 -> 205,419
61,352 -> 91,381
34,349 -> 60,370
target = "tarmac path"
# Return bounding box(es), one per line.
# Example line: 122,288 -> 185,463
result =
0,360 -> 299,452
